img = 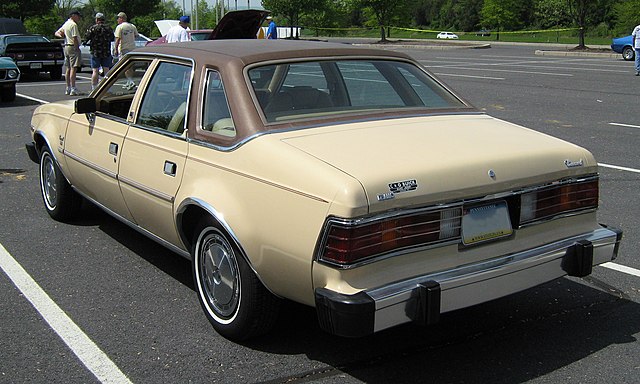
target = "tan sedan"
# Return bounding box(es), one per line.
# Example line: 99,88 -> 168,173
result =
26,40 -> 622,341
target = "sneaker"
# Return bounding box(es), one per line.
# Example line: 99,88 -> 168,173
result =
123,80 -> 135,90
65,87 -> 71,95
636,72 -> 640,76
69,87 -> 79,96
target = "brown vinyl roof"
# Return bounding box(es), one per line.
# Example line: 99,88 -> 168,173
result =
136,39 -> 414,66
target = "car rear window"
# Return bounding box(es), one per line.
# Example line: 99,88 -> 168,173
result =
248,59 -> 465,123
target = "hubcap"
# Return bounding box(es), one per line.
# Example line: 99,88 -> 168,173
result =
199,232 -> 239,319
41,154 -> 57,209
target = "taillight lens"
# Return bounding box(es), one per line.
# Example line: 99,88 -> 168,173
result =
46,52 -> 54,59
16,53 -> 24,60
520,179 -> 598,224
319,207 -> 462,266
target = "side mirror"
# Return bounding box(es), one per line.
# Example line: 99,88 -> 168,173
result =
75,97 -> 97,114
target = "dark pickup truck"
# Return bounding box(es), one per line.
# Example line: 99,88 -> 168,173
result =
0,34 -> 64,80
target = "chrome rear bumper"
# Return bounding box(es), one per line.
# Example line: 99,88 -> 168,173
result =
315,225 -> 622,337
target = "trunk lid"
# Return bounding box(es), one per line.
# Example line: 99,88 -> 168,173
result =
280,114 -> 596,212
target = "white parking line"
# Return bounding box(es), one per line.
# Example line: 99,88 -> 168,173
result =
609,122 -> 640,129
601,262 -> 640,277
17,93 -> 49,104
434,72 -> 505,80
0,243 -> 132,384
599,163 -> 640,174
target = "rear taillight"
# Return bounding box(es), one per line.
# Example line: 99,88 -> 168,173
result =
46,52 -> 54,59
16,53 -> 24,60
520,179 -> 598,224
319,207 -> 462,266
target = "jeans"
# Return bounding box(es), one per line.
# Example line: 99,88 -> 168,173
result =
635,49 -> 640,73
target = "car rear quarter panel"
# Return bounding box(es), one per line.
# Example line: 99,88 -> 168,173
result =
176,137 -> 368,305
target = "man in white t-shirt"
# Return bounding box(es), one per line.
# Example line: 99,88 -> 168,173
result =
166,16 -> 190,43
632,24 -> 640,75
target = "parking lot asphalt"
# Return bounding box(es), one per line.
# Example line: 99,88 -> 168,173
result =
1,42 -> 639,384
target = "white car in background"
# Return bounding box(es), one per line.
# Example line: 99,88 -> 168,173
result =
437,31 -> 458,39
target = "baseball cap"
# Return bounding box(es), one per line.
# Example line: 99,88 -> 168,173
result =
69,10 -> 81,17
266,16 -> 273,20
117,12 -> 127,19
179,15 -> 190,23
95,12 -> 105,20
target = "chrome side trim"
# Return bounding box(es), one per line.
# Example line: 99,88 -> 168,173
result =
64,150 -> 117,179
118,175 -> 175,203
365,227 -> 619,332
73,187 -> 190,259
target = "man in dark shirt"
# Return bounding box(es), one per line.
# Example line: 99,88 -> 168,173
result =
85,12 -> 114,90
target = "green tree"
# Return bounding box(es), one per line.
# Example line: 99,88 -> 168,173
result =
354,0 -> 407,42
534,0 -> 571,29
0,0 -> 56,21
566,0 -> 615,48
481,0 -> 527,38
263,0 -> 322,38
612,0 -> 640,36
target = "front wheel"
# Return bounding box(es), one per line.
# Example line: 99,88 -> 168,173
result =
192,219 -> 280,341
39,146 -> 79,221
623,46 -> 635,61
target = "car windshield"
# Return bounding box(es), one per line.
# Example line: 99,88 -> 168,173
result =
7,35 -> 49,44
248,59 -> 465,123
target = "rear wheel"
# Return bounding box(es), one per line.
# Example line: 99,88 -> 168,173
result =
39,146 -> 79,221
192,219 -> 280,341
623,46 -> 635,61
1,84 -> 16,102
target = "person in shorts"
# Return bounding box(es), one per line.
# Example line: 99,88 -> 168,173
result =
55,10 -> 82,95
113,12 -> 139,89
84,12 -> 114,90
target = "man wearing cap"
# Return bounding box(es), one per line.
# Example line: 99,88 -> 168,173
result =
85,13 -> 114,90
266,16 -> 277,39
113,12 -> 139,60
55,10 -> 82,95
113,12 -> 139,89
166,16 -> 191,43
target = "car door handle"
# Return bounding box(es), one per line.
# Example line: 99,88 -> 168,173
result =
163,161 -> 177,177
109,142 -> 118,156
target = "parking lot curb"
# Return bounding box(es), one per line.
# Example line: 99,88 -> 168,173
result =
534,49 -> 619,59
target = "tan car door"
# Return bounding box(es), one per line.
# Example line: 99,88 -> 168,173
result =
117,61 -> 192,247
63,113 -> 132,220
63,59 -> 153,222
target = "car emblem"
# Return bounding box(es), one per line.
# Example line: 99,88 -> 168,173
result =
378,179 -> 418,201
389,179 -> 418,193
564,159 -> 584,168
488,169 -> 496,179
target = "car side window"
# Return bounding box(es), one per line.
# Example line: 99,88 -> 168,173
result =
137,62 -> 192,134
95,60 -> 151,119
202,70 -> 235,138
